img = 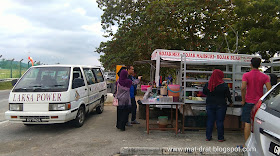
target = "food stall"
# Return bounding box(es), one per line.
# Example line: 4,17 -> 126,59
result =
138,49 -> 280,134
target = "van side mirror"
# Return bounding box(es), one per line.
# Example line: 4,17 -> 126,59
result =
11,79 -> 18,86
72,78 -> 84,88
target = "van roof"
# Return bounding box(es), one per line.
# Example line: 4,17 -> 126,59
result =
32,64 -> 101,68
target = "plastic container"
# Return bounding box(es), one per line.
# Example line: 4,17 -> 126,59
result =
168,85 -> 180,102
158,116 -> 168,125
141,85 -> 151,92
185,91 -> 190,96
167,85 -> 180,97
173,97 -> 179,102
159,96 -> 173,102
158,116 -> 168,129
160,87 -> 167,95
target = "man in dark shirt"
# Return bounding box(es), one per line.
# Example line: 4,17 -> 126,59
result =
127,65 -> 140,124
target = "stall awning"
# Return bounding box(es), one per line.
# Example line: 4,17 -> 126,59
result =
134,59 -> 181,68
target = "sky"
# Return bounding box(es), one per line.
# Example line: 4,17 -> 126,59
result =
0,0 -> 108,66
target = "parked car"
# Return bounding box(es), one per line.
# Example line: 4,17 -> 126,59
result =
104,72 -> 116,80
5,65 -> 107,127
245,82 -> 280,156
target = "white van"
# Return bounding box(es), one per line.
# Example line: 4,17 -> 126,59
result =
104,72 -> 116,80
5,65 -> 107,127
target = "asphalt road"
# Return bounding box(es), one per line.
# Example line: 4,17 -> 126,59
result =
0,87 -> 244,156
0,106 -> 120,156
0,105 -> 245,156
0,90 -> 10,122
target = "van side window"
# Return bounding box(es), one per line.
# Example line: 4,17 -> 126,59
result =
83,68 -> 96,85
92,68 -> 104,83
72,67 -> 85,89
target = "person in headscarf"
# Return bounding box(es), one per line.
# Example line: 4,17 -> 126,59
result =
203,69 -> 233,142
115,69 -> 132,131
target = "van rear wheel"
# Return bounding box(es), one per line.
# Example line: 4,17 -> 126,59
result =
73,106 -> 85,127
96,98 -> 104,114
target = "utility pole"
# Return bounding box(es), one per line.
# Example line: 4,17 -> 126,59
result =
10,58 -> 14,78
0,55 -> 2,68
19,59 -> 23,77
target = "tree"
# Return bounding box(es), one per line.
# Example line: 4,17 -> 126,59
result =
95,0 -> 280,71
96,0 -> 235,71
233,0 -> 280,61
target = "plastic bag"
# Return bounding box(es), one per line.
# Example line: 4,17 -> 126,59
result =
113,97 -> 118,106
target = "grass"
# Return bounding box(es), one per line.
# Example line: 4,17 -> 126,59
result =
0,81 -> 13,90
0,69 -> 26,79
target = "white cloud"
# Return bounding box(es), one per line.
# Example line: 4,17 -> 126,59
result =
73,8 -> 86,16
0,0 -> 106,66
0,11 -> 32,33
82,22 -> 104,36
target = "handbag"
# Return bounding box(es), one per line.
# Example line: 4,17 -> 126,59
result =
113,97 -> 118,106
113,84 -> 119,106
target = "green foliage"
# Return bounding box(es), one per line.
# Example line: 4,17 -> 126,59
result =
96,0 -> 280,72
96,0 -> 234,71
0,81 -> 13,90
0,59 -> 29,69
234,0 -> 280,60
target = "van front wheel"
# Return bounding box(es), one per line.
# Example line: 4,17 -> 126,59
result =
96,98 -> 104,114
73,106 -> 85,127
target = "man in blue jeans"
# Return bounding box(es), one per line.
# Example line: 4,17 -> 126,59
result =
127,65 -> 140,125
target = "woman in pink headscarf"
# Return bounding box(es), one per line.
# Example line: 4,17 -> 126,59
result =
203,69 -> 233,142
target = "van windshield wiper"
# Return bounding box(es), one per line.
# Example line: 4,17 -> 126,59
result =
30,85 -> 46,92
53,85 -> 65,87
33,88 -> 47,92
31,85 -> 42,88
13,88 -> 28,92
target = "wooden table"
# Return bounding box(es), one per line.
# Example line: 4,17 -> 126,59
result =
141,100 -> 184,134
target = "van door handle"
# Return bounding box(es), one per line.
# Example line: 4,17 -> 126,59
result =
85,88 -> 87,91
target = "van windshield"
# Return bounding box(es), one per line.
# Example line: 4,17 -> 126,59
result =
13,67 -> 71,92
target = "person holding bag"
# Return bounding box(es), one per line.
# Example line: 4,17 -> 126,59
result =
203,69 -> 233,142
115,70 -> 132,131
113,86 -> 119,106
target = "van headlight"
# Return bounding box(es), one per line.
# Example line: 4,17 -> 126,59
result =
9,103 -> 23,111
49,103 -> 71,111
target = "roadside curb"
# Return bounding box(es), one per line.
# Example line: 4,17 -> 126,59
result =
120,147 -> 243,155
0,120 -> 8,125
